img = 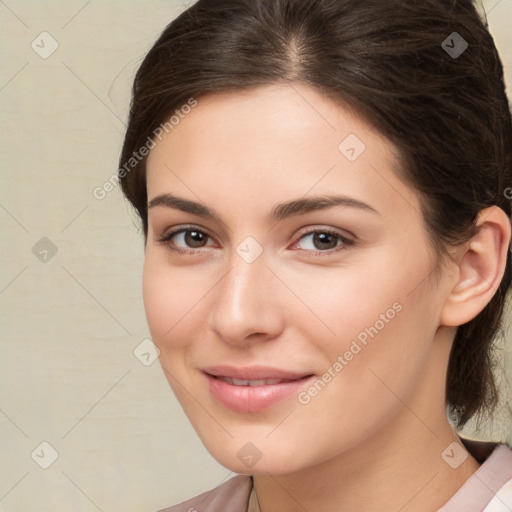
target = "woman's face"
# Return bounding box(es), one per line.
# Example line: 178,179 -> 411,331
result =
144,83 -> 455,475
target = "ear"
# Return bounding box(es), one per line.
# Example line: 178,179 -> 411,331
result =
440,206 -> 511,327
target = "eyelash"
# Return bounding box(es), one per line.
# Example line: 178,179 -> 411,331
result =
156,224 -> 355,257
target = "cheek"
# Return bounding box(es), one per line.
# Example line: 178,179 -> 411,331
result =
298,245 -> 438,389
287,251 -> 422,351
142,254 -> 203,406
142,258 -> 168,342
142,251 -> 220,361
142,254 -> 191,349
332,278 -> 437,406
288,292 -> 436,459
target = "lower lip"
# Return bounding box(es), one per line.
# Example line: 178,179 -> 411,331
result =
204,373 -> 315,413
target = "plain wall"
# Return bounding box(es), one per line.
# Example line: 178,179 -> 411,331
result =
0,1 -> 511,511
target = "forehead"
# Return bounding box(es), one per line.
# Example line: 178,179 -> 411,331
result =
147,83 -> 388,165
145,83 -> 421,223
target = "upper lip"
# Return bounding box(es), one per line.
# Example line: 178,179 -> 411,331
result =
203,365 -> 313,381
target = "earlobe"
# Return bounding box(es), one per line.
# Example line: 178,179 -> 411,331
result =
440,206 -> 511,327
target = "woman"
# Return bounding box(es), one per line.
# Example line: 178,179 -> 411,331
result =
118,0 -> 512,510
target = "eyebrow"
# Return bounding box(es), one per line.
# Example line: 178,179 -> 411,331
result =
147,193 -> 378,223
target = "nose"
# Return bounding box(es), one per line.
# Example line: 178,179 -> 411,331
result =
209,248 -> 285,346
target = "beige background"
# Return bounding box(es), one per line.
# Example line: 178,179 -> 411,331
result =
0,1 -> 511,511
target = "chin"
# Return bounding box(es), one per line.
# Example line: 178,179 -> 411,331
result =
211,450 -> 304,476
192,427 -> 321,476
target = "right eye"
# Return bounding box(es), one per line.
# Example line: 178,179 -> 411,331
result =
157,226 -> 216,255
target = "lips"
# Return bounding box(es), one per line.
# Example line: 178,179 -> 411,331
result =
202,365 -> 314,413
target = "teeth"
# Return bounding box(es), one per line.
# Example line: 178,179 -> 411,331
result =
221,377 -> 286,386
248,379 -> 271,387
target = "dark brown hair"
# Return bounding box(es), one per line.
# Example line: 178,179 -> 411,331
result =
119,0 -> 512,428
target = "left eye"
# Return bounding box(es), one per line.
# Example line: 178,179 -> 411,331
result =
294,229 -> 353,253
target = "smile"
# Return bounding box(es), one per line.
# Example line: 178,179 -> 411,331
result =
202,366 -> 315,413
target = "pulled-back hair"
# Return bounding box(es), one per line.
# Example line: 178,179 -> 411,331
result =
118,0 -> 512,428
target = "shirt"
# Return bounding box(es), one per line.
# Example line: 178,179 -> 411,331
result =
156,440 -> 512,512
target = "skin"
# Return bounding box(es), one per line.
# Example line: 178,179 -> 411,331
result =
143,83 -> 511,512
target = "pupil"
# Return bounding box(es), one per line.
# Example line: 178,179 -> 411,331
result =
314,232 -> 335,250
186,230 -> 205,248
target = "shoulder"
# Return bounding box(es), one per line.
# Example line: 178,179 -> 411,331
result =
483,478 -> 512,512
155,475 -> 253,512
439,440 -> 512,512
479,444 -> 512,512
